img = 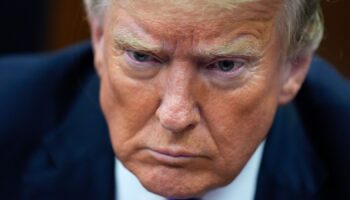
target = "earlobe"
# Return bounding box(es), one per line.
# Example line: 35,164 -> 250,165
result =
278,51 -> 313,105
88,17 -> 105,77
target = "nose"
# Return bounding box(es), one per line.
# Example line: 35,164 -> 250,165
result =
156,65 -> 200,133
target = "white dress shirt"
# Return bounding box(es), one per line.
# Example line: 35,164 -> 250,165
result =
115,141 -> 265,200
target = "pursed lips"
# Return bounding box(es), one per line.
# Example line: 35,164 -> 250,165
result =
153,147 -> 199,157
146,147 -> 208,165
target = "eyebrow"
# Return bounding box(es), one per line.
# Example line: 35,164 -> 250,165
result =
196,37 -> 264,58
113,29 -> 264,58
112,29 -> 162,53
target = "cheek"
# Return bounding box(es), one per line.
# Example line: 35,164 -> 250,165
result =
200,65 -> 280,172
99,58 -> 160,157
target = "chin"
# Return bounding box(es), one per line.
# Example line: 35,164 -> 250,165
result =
141,176 -> 206,198
131,164 -> 227,199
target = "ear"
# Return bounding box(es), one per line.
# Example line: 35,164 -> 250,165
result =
278,50 -> 313,105
88,16 -> 105,77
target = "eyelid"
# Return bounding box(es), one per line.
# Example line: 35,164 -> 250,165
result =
126,49 -> 165,63
205,57 -> 247,68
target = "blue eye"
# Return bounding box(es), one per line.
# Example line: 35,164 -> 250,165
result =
215,60 -> 244,72
218,60 -> 236,72
127,51 -> 155,62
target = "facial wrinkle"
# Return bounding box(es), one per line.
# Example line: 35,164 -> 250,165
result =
112,0 -> 281,62
115,0 -> 280,39
117,0 -> 267,24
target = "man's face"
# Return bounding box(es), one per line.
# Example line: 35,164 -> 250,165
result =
93,0 -> 294,198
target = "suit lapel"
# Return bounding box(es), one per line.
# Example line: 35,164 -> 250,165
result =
21,70 -> 115,200
255,103 -> 327,200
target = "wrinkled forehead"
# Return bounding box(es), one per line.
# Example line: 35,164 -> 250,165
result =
107,0 -> 283,46
114,0 -> 282,24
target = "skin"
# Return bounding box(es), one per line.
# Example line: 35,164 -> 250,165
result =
89,0 -> 313,198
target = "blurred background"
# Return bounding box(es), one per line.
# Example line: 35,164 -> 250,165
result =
0,0 -> 349,78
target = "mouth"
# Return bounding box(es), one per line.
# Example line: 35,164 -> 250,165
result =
146,147 -> 206,166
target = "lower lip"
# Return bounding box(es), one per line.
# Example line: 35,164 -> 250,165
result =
147,150 -> 199,165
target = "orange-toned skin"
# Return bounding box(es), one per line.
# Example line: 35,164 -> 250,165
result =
89,0 -> 312,198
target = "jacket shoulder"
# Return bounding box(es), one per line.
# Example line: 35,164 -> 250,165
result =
295,57 -> 350,197
0,42 -> 95,191
0,42 -> 93,134
297,57 -> 350,133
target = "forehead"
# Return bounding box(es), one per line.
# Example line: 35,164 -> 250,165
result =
115,0 -> 282,21
107,0 -> 283,55
111,0 -> 282,34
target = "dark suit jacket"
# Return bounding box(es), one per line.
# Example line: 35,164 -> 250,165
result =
0,42 -> 349,200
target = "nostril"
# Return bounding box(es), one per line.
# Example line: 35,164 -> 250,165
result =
186,123 -> 196,130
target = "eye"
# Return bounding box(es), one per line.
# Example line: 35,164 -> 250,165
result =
126,51 -> 158,63
216,60 -> 244,72
203,58 -> 251,88
122,50 -> 163,78
203,58 -> 249,84
206,59 -> 245,74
